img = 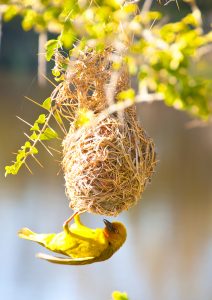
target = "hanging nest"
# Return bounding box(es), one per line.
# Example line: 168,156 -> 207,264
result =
55,48 -> 156,216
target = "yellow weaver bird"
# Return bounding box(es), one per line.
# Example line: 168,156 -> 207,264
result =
18,215 -> 127,265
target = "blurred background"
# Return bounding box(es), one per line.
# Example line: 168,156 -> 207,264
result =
0,1 -> 212,300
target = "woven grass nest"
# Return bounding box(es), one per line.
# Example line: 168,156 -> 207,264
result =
55,48 -> 156,216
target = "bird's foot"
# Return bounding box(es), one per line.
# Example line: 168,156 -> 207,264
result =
63,211 -> 79,232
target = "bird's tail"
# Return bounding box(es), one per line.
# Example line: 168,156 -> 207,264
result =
18,227 -> 46,245
18,227 -> 36,239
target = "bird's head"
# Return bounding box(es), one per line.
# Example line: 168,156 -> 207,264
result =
103,219 -> 127,251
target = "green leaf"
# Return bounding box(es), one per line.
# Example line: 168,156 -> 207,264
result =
52,68 -> 61,77
42,97 -> 52,111
36,114 -> 46,124
40,128 -> 58,140
3,5 -> 19,22
23,141 -> 31,149
30,132 -> 38,140
5,161 -> 23,176
117,89 -> 135,101
54,74 -> 65,82
60,27 -> 76,49
5,143 -> 38,176
30,123 -> 40,131
45,39 -> 62,61
16,152 -> 25,162
54,110 -> 63,124
31,146 -> 38,155
74,109 -> 94,128
112,291 -> 129,300
125,56 -> 137,75
22,10 -> 37,31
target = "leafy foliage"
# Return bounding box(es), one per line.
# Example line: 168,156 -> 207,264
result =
5,97 -> 59,176
2,0 -> 211,117
5,141 -> 38,176
2,0 -> 212,175
130,13 -> 212,118
45,40 -> 62,61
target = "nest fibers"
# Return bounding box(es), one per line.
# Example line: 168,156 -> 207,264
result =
58,48 -> 156,216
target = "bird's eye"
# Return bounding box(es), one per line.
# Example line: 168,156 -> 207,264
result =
104,219 -> 118,233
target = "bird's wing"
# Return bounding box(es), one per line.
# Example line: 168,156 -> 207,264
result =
36,252 -> 97,265
69,226 -> 103,242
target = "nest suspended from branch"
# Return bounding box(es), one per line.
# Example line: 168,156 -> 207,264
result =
55,47 -> 156,216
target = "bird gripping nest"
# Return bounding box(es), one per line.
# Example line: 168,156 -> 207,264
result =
56,48 -> 156,216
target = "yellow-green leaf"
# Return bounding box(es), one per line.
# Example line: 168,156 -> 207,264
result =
117,89 -> 135,101
36,114 -> 46,124
54,110 -> 63,124
42,97 -> 52,111
45,39 -> 62,61
40,128 -> 58,140
30,123 -> 40,131
112,291 -> 129,300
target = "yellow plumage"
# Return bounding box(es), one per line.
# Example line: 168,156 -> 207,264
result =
18,215 -> 126,265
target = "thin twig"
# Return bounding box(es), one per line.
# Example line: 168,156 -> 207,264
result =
24,132 -> 54,157
32,155 -> 44,168
24,161 -> 33,174
16,116 -> 33,127
48,146 -> 62,154
42,74 -> 57,87
24,96 -> 46,109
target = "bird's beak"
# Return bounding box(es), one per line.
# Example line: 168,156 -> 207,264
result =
103,219 -> 118,233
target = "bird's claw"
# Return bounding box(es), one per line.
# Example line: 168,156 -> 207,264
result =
63,211 -> 79,232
